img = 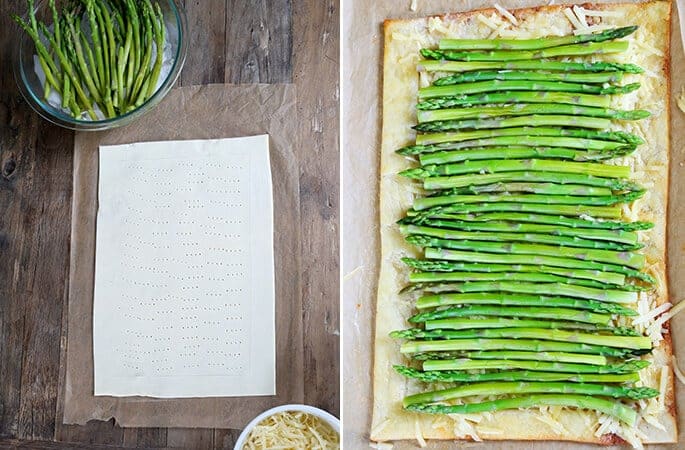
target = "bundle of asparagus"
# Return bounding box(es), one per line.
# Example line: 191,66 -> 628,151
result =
13,0 -> 167,120
391,26 -> 658,427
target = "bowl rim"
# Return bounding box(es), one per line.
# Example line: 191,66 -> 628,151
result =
13,0 -> 188,130
232,404 -> 340,450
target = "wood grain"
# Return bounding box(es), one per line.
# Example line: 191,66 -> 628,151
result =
293,0 -> 340,414
224,0 -> 292,83
0,0 -> 338,448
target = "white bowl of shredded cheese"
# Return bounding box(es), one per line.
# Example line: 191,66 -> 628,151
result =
234,404 -> 340,450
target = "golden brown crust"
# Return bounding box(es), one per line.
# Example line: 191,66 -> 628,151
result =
373,0 -> 675,445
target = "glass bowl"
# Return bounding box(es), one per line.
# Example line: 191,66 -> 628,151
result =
232,404 -> 340,450
13,0 -> 188,131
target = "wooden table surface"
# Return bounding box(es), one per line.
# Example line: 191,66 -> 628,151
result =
0,0 -> 339,448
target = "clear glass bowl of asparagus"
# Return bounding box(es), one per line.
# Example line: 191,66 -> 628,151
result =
13,0 -> 188,131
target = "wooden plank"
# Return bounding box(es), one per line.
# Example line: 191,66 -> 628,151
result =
224,0 -> 292,83
0,3 -> 73,442
292,0 -> 340,416
122,428 -> 167,448
166,428 -> 214,449
0,438 -> 129,449
54,421 -> 123,447
213,429 -> 242,449
180,0 -> 227,86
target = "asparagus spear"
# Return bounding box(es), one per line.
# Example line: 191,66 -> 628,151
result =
408,272 -> 627,290
404,381 -> 657,407
433,70 -> 626,85
411,292 -> 635,314
416,172 -> 635,192
394,365 -> 641,383
417,59 -> 644,74
433,70 -> 627,86
407,394 -> 638,426
423,247 -> 652,283
406,304 -> 613,324
417,104 -> 649,122
400,321 -> 634,339
438,26 -> 638,51
146,2 -> 165,98
434,182 -> 627,196
436,182 -> 618,196
409,236 -> 645,270
422,358 -> 650,373
402,159 -> 631,180
418,80 -> 639,100
400,328 -> 650,351
394,320 -> 640,337
402,345 -> 608,366
399,220 -> 639,245
421,41 -> 629,62
410,212 -> 652,231
404,279 -> 638,303
415,114 -> 612,132
418,91 -> 613,110
411,192 -> 642,212
401,224 -> 638,251
420,149 -> 634,167
410,202 -> 623,219
398,136 -> 636,155
405,261 -> 626,285
401,338 -> 614,360
415,127 -> 643,147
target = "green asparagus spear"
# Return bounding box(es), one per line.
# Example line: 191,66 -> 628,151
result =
411,292 -> 635,314
422,247 -> 652,283
406,303 -> 613,324
418,147 -> 634,166
415,127 -> 643,146
407,396 -> 639,425
418,91 -> 613,110
417,104 -> 649,122
409,236 -> 645,270
401,224 -> 638,251
415,114 -> 612,132
404,381 -> 657,407
399,220 -> 639,245
405,261 -> 626,285
394,365 -> 641,383
437,26 -> 638,51
433,69 -> 627,85
418,79 -> 639,100
409,202 -> 622,219
408,212 -> 652,231
422,358 -> 650,374
417,59 -> 644,74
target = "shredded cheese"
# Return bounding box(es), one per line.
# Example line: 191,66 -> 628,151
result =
494,4 -> 518,26
632,302 -> 672,326
577,7 -> 623,18
673,356 -> 685,385
410,0 -> 417,12
572,5 -> 587,28
658,366 -> 669,411
563,8 -> 585,30
476,14 -> 500,31
646,299 -> 685,342
241,411 -> 339,450
414,418 -> 427,448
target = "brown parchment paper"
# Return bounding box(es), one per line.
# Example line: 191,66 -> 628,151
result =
342,0 -> 685,448
60,84 -> 305,428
